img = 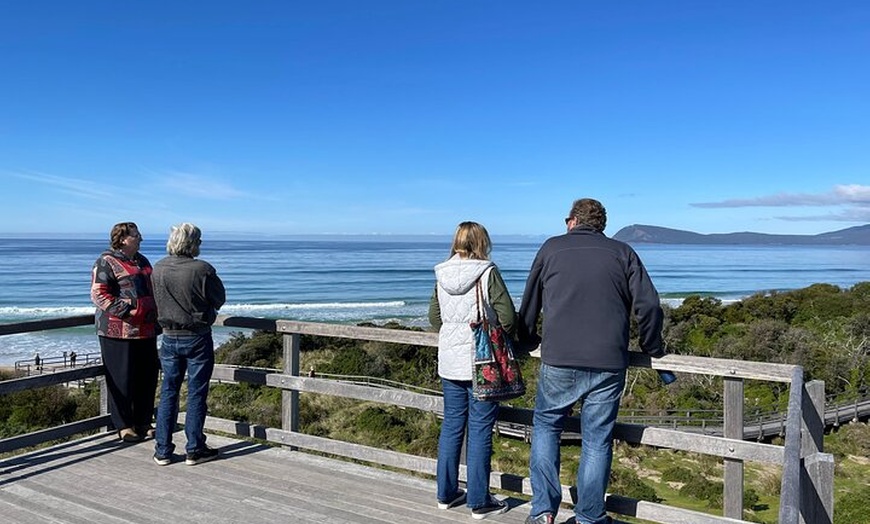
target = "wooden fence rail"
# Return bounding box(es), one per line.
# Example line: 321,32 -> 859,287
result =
0,314 -> 836,524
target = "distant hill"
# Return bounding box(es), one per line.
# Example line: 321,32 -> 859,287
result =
612,224 -> 870,245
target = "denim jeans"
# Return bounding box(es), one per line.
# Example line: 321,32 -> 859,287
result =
437,378 -> 499,509
529,363 -> 626,524
154,333 -> 215,457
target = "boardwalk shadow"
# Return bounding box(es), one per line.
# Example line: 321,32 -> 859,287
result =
0,430 -> 270,486
213,438 -> 271,460
0,432 -> 131,486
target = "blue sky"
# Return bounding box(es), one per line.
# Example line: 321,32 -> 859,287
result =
1,1 -> 868,238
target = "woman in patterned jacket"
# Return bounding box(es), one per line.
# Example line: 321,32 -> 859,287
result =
91,222 -> 160,442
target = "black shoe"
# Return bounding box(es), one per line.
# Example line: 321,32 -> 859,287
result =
471,497 -> 507,520
437,489 -> 467,509
153,453 -> 172,466
185,446 -> 219,466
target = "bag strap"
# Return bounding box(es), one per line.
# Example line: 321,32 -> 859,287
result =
474,279 -> 484,323
474,266 -> 494,324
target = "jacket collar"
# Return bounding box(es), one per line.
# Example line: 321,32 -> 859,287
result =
567,226 -> 604,236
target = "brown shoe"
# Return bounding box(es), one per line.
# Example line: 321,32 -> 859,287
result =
119,428 -> 143,442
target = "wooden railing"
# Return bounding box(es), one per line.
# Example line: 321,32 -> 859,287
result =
0,314 -> 835,524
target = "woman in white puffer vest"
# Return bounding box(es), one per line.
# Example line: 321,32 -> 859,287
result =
428,221 -> 517,520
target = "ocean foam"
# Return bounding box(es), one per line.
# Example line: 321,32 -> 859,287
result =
224,301 -> 405,312
0,306 -> 94,320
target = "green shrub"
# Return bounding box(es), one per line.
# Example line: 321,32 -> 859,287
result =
826,422 -> 870,459
208,382 -> 281,427
743,487 -> 760,509
0,377 -> 99,439
320,346 -> 388,376
216,330 -> 283,367
670,296 -> 724,324
350,406 -> 422,450
357,406 -> 404,434
661,465 -> 695,483
0,386 -> 78,438
679,477 -> 723,508
835,483 -> 870,524
610,467 -> 661,503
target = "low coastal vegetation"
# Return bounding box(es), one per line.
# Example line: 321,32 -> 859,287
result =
1,282 -> 868,522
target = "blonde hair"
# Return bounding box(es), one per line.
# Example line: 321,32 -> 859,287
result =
450,221 -> 492,260
166,223 -> 202,257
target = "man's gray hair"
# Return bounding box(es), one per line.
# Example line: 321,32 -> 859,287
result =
166,223 -> 202,257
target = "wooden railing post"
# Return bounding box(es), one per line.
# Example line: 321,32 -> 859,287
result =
800,380 -> 834,524
282,333 -> 301,450
779,367 -> 805,524
723,376 -> 744,519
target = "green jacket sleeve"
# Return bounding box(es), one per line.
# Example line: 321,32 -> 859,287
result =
488,267 -> 517,336
428,284 -> 442,331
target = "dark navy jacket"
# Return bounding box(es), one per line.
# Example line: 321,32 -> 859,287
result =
518,227 -> 664,370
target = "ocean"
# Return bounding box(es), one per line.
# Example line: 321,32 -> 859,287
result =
2,237 -> 869,366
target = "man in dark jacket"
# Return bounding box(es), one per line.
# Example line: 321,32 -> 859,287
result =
519,198 -> 664,524
151,223 -> 226,467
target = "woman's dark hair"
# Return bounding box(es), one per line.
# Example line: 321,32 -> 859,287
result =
109,222 -> 139,250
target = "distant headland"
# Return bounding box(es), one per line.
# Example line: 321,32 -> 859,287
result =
613,224 -> 870,245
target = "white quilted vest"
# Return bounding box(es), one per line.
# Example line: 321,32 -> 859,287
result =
434,255 -> 495,380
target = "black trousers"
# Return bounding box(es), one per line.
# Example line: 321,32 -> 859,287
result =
98,336 -> 160,431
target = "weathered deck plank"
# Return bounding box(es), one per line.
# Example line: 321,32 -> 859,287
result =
0,432 -> 580,524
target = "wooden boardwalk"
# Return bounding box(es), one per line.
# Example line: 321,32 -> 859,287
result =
0,432 -> 576,524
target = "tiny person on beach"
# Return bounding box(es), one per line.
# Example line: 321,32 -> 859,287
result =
429,221 -> 516,519
90,222 -> 160,443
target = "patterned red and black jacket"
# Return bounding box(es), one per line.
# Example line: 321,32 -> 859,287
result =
91,250 -> 159,339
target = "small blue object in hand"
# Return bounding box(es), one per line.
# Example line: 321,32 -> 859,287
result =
657,370 -> 677,385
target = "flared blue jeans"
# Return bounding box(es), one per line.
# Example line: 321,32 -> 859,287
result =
437,378 -> 499,509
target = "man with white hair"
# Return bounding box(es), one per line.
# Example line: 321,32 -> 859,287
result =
151,223 -> 226,466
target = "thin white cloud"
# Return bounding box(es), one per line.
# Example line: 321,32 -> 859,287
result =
774,208 -> 870,222
155,171 -> 253,200
691,184 -> 870,208
5,170 -> 115,200
834,184 -> 870,202
508,180 -> 537,188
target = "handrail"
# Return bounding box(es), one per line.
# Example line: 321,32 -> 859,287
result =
311,372 -> 443,395
0,365 -> 110,453
0,365 -> 105,395
0,314 -> 94,336
14,352 -> 102,374
0,314 -> 835,524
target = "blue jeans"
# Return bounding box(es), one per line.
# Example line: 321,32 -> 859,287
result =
437,378 -> 499,509
529,364 -> 626,524
154,333 -> 215,456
